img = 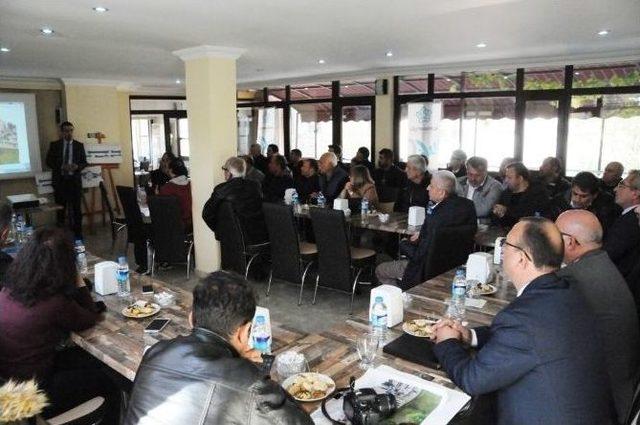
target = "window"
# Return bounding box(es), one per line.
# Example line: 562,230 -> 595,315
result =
524,68 -> 565,90
236,107 -> 284,155
567,94 -> 640,175
237,89 -> 264,104
398,75 -> 428,94
290,83 -> 332,101
434,75 -> 461,93
290,103 -> 332,158
131,116 -> 165,170
522,100 -> 559,169
341,105 -> 372,161
462,71 -> 516,92
573,62 -> 640,89
268,87 -> 286,102
340,80 -> 375,97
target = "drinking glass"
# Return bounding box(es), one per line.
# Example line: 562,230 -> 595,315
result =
356,334 -> 378,370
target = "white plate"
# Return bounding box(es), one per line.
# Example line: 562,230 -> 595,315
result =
122,302 -> 161,318
470,284 -> 498,296
282,372 -> 336,402
402,319 -> 437,338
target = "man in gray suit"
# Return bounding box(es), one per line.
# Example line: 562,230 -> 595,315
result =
456,156 -> 503,224
556,209 -> 640,423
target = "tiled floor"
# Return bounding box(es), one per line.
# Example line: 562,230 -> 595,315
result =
83,224 -> 373,334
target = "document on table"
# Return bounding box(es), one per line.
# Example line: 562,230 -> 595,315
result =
311,365 -> 470,425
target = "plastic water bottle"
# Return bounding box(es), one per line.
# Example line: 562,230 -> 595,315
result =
74,239 -> 88,275
317,192 -> 326,208
137,185 -> 147,205
361,197 -> 369,216
116,256 -> 131,297
370,296 -> 388,342
448,268 -> 467,320
15,214 -> 25,247
252,316 -> 271,354
24,226 -> 34,241
9,213 -> 17,241
291,190 -> 300,212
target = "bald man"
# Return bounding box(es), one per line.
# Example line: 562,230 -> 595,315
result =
433,217 -> 613,425
601,161 -> 624,197
556,210 -> 639,422
317,152 -> 349,204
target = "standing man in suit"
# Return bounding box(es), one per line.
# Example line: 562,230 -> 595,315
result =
433,217 -> 613,425
555,209 -> 639,423
376,170 -> 477,289
46,121 -> 87,238
604,169 -> 640,281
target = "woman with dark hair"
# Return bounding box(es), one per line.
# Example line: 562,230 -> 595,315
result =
149,151 -> 176,194
0,227 -> 119,423
159,157 -> 193,230
339,164 -> 379,209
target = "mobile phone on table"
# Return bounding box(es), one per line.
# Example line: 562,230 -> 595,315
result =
259,354 -> 275,376
94,300 -> 107,313
144,318 -> 170,333
142,284 -> 154,295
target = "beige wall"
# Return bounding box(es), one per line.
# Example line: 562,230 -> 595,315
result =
375,77 -> 394,154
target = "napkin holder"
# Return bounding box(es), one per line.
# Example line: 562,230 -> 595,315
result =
466,252 -> 494,284
284,188 -> 297,205
333,198 -> 349,211
408,206 -> 426,226
94,261 -> 119,295
370,285 -> 404,327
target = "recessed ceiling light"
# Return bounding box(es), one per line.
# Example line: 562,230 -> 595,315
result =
597,29 -> 610,36
318,59 -> 326,64
476,42 -> 487,48
0,47 -> 10,53
386,51 -> 393,57
175,79 -> 182,84
40,27 -> 55,35
93,6 -> 109,13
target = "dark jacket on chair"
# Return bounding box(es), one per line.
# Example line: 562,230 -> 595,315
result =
123,328 -> 312,425
319,166 -> 349,204
434,273 -> 614,425
557,249 -> 639,423
202,177 -> 268,245
603,209 -> 640,282
401,194 -> 476,286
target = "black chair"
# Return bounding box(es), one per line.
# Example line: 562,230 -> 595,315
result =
116,185 -> 147,255
263,203 -> 317,305
100,181 -> 126,250
626,378 -> 640,425
310,208 -> 376,313
216,201 -> 269,279
147,195 -> 194,278
377,186 -> 400,213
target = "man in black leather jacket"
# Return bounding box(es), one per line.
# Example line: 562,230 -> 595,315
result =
202,156 -> 268,245
124,271 -> 313,425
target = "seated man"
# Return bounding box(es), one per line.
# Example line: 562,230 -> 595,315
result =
262,154 -> 295,203
124,271 -> 313,425
492,162 -> 550,227
202,157 -> 268,245
601,161 -> 624,197
372,148 -> 406,189
564,171 -> 620,236
241,155 -> 265,186
318,152 -> 349,204
328,144 -> 349,173
456,156 -> 502,224
289,148 -> 302,180
538,156 -> 571,200
350,146 -> 375,175
376,170 -> 476,289
446,149 -> 467,178
394,154 -> 431,213
294,158 -> 321,204
604,169 -> 640,282
249,143 -> 268,174
433,217 -> 613,425
0,203 -> 12,286
556,210 -> 639,423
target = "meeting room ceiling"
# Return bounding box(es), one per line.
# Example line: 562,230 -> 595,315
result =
0,0 -> 639,92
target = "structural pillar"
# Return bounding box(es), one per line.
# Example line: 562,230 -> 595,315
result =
375,76 -> 394,152
174,45 -> 245,274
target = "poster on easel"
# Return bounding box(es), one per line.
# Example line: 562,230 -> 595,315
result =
85,143 -> 123,164
407,102 -> 442,157
35,171 -> 53,194
81,165 -> 103,188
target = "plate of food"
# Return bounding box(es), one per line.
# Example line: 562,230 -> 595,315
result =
122,301 -> 160,318
469,282 -> 498,296
283,372 -> 336,402
402,318 -> 437,338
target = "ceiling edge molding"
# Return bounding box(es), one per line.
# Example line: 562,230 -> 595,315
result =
173,45 -> 246,61
61,78 -> 138,91
0,76 -> 63,90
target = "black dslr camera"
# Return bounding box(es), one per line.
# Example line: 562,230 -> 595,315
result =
342,377 -> 397,425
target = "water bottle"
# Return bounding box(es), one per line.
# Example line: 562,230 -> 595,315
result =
291,190 -> 300,212
137,185 -> 147,205
361,197 -> 369,216
116,256 -> 131,297
9,213 -> 17,241
252,315 -> 271,354
15,214 -> 25,246
534,211 -> 541,218
74,239 -> 88,275
317,192 -> 326,208
24,226 -> 34,241
448,268 -> 467,320
370,296 -> 388,342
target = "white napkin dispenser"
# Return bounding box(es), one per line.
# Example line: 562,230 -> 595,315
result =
369,285 -> 404,328
333,198 -> 349,211
284,188 -> 297,205
408,206 -> 426,226
94,261 -> 119,295
466,252 -> 495,284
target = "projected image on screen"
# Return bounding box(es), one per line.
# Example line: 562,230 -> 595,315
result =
0,93 -> 42,180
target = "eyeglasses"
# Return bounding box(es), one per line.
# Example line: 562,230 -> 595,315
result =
617,181 -> 632,190
500,239 -> 532,262
221,166 -> 228,171
560,232 -> 581,245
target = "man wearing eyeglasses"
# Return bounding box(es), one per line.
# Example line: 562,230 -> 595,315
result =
555,210 -> 639,424
603,170 -> 640,282
433,217 -> 613,424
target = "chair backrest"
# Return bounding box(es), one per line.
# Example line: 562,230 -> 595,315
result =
377,186 -> 400,203
423,224 -> 477,282
378,201 -> 395,214
310,208 -> 352,292
99,181 -> 115,224
215,201 -> 248,275
148,195 -> 186,263
262,203 -> 302,283
116,186 -> 144,241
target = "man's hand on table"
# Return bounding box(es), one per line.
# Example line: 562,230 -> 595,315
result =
492,204 -> 507,218
433,319 -> 472,345
241,348 -> 264,363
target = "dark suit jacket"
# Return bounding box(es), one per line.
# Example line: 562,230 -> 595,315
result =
557,250 -> 639,423
494,182 -> 550,227
45,139 -> 88,188
294,174 -> 321,204
372,165 -> 407,189
603,209 -> 640,280
202,178 -> 268,245
319,167 -> 349,204
401,194 -> 476,285
434,273 -> 613,425
394,173 -> 431,213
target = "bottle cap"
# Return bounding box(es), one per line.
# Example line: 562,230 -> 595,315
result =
255,315 -> 266,324
375,296 -> 383,303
